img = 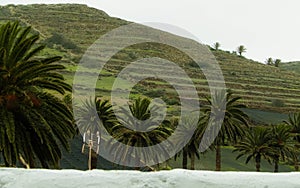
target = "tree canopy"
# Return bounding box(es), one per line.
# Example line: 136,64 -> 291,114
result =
0,21 -> 76,168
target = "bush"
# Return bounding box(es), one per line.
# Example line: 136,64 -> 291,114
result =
44,32 -> 81,52
144,89 -> 165,98
271,99 -> 285,107
188,61 -> 199,68
163,96 -> 180,105
128,52 -> 137,60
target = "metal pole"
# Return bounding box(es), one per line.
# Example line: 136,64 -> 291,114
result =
88,139 -> 93,170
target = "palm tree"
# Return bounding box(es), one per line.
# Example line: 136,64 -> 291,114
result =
109,97 -> 173,169
172,117 -> 188,169
284,113 -> 300,171
284,113 -> 300,142
237,45 -> 247,56
269,124 -> 298,172
202,90 -> 249,171
174,116 -> 203,170
266,58 -> 273,65
187,132 -> 202,170
213,42 -> 220,50
274,59 -> 281,67
0,21 -> 75,168
75,98 -> 117,169
233,127 -> 273,172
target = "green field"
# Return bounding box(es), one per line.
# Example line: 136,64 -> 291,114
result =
61,136 -> 293,172
168,146 -> 293,172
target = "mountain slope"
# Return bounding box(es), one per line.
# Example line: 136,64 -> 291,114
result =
1,3 -> 299,113
281,61 -> 300,75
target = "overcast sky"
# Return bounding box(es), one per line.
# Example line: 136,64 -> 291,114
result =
1,0 -> 300,63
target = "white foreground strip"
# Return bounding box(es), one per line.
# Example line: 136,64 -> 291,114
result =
0,168 -> 300,188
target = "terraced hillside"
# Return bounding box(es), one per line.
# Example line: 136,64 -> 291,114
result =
0,4 -> 300,113
1,3 -> 299,114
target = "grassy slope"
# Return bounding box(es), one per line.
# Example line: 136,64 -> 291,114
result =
0,4 -> 299,171
1,4 -> 299,113
281,61 -> 300,75
242,108 -> 288,124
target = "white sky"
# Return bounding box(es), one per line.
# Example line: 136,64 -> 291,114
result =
1,0 -> 300,63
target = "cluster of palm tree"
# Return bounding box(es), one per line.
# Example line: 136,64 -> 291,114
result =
76,97 -> 173,170
174,94 -> 300,172
234,121 -> 300,172
213,43 -> 284,67
266,57 -> 281,67
212,42 -> 247,57
76,89 -> 252,171
0,21 -> 76,168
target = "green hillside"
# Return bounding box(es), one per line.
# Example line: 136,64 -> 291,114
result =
281,61 -> 300,75
1,4 -> 299,114
0,4 -> 299,171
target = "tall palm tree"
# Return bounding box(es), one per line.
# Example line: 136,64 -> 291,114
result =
284,113 -> 300,142
75,98 -> 117,169
274,59 -> 281,67
233,127 -> 273,172
202,90 -> 249,171
266,58 -> 273,65
283,113 -> 300,171
187,133 -> 202,170
213,42 -> 220,50
269,124 -> 298,172
109,97 -> 173,169
0,21 -> 75,168
237,45 -> 247,56
174,116 -> 203,170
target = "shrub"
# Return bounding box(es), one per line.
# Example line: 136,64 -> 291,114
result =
163,96 -> 180,105
271,99 -> 285,107
144,89 -> 165,98
44,32 -> 81,52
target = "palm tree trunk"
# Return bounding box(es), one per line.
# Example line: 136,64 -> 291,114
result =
294,158 -> 299,171
274,161 -> 279,173
255,154 -> 261,172
274,157 -> 279,173
135,152 -> 141,170
28,156 -> 35,168
215,144 -> 221,171
2,153 -> 10,167
165,159 -> 169,169
91,149 -> 98,169
190,153 -> 195,170
295,164 -> 299,171
182,148 -> 188,169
